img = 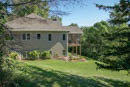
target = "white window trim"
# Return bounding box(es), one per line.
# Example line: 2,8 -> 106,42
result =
37,33 -> 41,40
48,33 -> 52,41
63,33 -> 66,41
22,33 -> 31,41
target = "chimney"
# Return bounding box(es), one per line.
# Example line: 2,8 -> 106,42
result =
52,16 -> 62,25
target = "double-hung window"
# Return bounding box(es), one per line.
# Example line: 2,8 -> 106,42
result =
48,34 -> 52,41
22,34 -> 26,40
37,34 -> 41,40
22,33 -> 30,40
27,34 -> 30,40
63,34 -> 66,40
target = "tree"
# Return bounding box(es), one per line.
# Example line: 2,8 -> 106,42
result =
69,23 -> 78,27
96,0 -> 130,71
0,2 -> 16,87
8,0 -> 49,19
7,0 -> 87,18
50,15 -> 62,24
81,21 -> 111,59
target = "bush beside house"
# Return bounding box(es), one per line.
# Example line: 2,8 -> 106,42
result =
9,52 -> 19,60
9,50 -> 86,62
9,50 -> 52,60
41,51 -> 51,59
28,50 -> 40,60
27,50 -> 51,60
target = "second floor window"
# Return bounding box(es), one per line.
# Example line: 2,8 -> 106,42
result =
37,34 -> 41,40
22,34 -> 26,40
22,33 -> 30,40
27,34 -> 30,40
48,34 -> 52,41
63,34 -> 66,40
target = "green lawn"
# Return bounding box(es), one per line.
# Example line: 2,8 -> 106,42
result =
15,59 -> 130,87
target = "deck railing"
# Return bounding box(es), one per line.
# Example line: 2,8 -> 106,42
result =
68,40 -> 81,46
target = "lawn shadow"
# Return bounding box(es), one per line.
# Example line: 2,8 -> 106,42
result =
14,63 -> 130,87
94,76 -> 130,87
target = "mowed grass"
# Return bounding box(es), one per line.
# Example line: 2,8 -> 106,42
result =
15,59 -> 130,87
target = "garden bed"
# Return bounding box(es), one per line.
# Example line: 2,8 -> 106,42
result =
53,56 -> 69,61
71,58 -> 86,62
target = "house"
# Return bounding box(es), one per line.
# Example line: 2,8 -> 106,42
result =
5,13 -> 82,57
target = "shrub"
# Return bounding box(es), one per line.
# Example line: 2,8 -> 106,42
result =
41,51 -> 51,59
9,52 -> 19,60
0,56 -> 19,87
28,50 -> 40,60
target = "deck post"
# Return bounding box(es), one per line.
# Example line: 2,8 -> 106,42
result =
76,41 -> 77,56
72,46 -> 74,55
76,46 -> 77,56
80,45 -> 81,56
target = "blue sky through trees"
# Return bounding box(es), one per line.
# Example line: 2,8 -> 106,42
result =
61,0 -> 120,26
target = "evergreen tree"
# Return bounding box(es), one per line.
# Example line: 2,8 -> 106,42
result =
0,2 -> 15,87
96,0 -> 130,71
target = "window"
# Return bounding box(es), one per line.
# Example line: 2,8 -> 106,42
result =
48,34 -> 52,41
63,34 -> 66,40
37,34 -> 41,40
27,34 -> 30,40
22,33 -> 30,40
22,34 -> 26,40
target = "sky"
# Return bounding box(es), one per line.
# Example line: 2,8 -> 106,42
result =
61,0 -> 120,27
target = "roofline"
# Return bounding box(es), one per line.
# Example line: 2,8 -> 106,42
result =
69,32 -> 83,34
9,28 -> 83,34
9,29 -> 69,32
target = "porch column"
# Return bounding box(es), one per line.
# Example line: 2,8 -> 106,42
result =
80,45 -> 81,56
76,45 -> 77,56
72,46 -> 74,55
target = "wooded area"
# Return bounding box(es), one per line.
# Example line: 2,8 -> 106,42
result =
81,0 -> 130,71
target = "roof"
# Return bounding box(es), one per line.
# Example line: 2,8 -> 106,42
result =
63,26 -> 83,34
6,13 -> 82,34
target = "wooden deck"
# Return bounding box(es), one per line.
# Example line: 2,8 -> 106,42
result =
69,43 -> 81,47
68,43 -> 81,56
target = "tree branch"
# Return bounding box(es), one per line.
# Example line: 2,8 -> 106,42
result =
7,0 -> 42,6
95,4 -> 115,11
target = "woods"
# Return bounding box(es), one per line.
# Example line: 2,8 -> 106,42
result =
81,21 -> 111,59
81,0 -> 130,71
97,0 -> 130,71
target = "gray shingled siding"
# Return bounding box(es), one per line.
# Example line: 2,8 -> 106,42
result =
11,31 -> 68,57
